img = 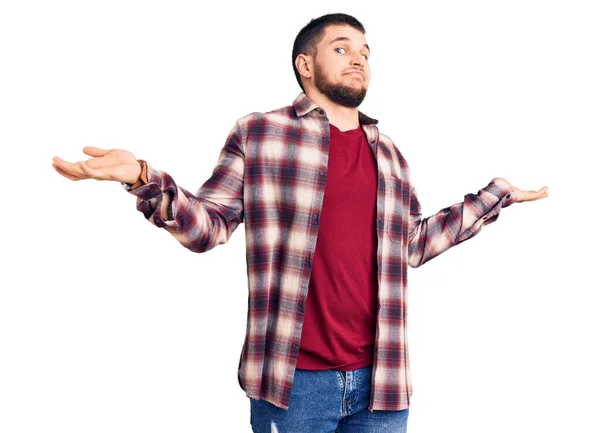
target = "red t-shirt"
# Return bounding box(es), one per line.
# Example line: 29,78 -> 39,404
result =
296,123 -> 379,371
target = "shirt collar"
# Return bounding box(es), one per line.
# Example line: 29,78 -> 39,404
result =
292,92 -> 379,125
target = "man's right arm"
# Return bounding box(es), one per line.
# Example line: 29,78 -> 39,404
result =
121,120 -> 246,253
53,120 -> 246,253
126,160 -> 172,220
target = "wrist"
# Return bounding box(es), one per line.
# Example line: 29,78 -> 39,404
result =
128,160 -> 148,189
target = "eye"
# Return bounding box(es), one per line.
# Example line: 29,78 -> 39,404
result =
334,47 -> 347,54
361,54 -> 369,60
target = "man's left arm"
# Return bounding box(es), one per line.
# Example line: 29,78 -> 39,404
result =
407,177 -> 548,268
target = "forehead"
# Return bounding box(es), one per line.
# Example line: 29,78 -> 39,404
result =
319,25 -> 368,47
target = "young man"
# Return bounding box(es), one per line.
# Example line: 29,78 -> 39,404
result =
52,13 -> 548,433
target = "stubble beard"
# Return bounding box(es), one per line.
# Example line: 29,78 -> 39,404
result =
313,62 -> 367,108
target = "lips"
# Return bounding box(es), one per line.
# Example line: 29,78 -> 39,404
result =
344,70 -> 365,79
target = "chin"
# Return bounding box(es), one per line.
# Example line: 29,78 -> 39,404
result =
350,81 -> 368,91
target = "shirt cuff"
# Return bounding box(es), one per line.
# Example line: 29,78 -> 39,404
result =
486,178 -> 516,208
121,161 -> 162,200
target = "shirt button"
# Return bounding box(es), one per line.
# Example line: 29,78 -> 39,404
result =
305,257 -> 311,264
318,109 -> 324,115
319,171 -> 324,176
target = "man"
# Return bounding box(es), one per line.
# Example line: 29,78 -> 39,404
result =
52,13 -> 548,433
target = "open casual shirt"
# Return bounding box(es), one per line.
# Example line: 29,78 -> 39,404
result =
123,92 -> 515,412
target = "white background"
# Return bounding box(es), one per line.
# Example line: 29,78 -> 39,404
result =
1,1 -> 598,432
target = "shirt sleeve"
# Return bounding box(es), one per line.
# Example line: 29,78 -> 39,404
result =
407,178 -> 515,268
121,120 -> 245,253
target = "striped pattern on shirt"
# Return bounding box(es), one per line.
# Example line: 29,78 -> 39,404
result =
123,92 -> 515,411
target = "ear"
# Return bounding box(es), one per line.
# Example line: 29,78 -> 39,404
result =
295,54 -> 312,79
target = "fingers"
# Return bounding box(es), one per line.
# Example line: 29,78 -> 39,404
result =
78,160 -> 111,180
52,156 -> 90,180
52,162 -> 82,181
518,186 -> 549,202
531,186 -> 549,200
82,146 -> 111,158
532,187 -> 549,201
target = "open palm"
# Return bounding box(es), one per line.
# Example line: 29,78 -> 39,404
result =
52,146 -> 141,184
492,177 -> 549,203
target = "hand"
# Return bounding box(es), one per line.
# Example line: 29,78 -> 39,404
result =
52,147 -> 142,184
492,177 -> 549,203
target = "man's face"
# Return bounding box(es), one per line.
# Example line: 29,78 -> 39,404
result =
311,25 -> 371,108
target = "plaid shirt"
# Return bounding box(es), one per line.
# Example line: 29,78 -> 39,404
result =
123,92 -> 515,411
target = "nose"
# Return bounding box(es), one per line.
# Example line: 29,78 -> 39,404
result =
351,52 -> 365,67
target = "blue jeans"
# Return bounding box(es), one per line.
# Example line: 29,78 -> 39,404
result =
250,364 -> 409,432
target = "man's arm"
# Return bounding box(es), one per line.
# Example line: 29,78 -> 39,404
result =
407,177 -> 548,268
121,120 -> 246,253
52,120 -> 246,254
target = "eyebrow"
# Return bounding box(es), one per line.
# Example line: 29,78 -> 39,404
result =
328,36 -> 370,53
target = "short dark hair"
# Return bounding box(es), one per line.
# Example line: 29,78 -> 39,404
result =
292,13 -> 366,91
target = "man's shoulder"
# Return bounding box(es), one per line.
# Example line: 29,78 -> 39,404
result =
377,130 -> 400,154
234,93 -> 318,128
235,103 -> 297,128
377,130 -> 395,146
375,129 -> 411,167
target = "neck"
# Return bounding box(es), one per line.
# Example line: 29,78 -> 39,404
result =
304,88 -> 360,131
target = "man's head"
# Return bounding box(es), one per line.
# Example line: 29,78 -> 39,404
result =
292,13 -> 371,108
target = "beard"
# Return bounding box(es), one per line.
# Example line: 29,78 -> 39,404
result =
313,62 -> 367,108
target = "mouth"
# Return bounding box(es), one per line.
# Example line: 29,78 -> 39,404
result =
344,71 -> 365,79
